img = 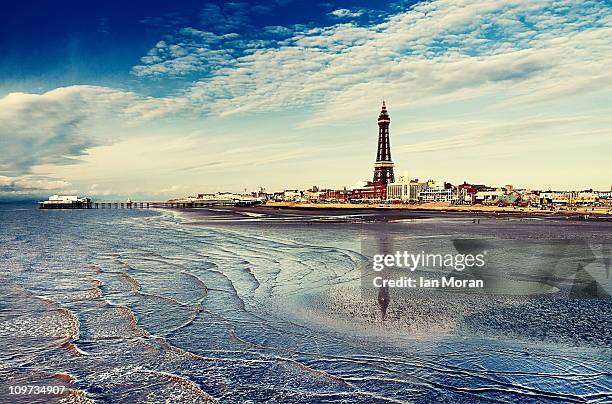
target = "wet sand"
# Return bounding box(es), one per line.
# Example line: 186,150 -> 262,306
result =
3,204 -> 610,402
261,201 -> 612,219
178,204 -> 612,223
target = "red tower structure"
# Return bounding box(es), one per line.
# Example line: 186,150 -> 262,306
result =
373,101 -> 395,186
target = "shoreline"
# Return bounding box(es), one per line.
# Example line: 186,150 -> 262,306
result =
259,201 -> 612,219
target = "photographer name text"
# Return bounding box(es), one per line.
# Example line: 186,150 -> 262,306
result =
373,275 -> 483,288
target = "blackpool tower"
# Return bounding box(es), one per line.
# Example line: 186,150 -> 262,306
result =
373,101 -> 395,186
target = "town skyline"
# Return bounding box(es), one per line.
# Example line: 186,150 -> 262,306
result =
1,0 -> 611,200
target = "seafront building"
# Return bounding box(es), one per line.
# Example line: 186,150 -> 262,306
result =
474,190 -> 505,204
418,181 -> 457,203
598,190 -> 612,201
387,178 -> 457,203
386,175 -> 411,202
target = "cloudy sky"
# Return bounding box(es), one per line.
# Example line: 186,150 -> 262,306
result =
1,0 -> 611,199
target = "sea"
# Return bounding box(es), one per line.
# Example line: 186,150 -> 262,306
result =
0,203 -> 610,403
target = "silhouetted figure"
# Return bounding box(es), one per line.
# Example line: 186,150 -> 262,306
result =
378,282 -> 390,320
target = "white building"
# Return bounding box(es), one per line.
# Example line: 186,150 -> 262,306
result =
597,190 -> 612,200
197,193 -> 218,200
42,195 -> 89,205
303,189 -> 324,201
418,181 -> 457,203
387,175 -> 412,202
388,178 -> 457,203
282,190 -> 302,202
386,176 -> 430,202
40,195 -> 91,208
474,189 -> 505,204
410,182 -> 429,202
218,192 -> 244,200
48,195 -> 82,203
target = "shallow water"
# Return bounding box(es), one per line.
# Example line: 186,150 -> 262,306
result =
0,204 -> 610,403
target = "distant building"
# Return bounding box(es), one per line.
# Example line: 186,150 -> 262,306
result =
303,187 -> 324,201
387,175 -> 412,202
474,189 -> 505,205
349,182 -> 386,202
282,190 -> 302,202
492,191 -> 521,206
597,190 -> 612,200
457,182 -> 489,204
387,178 -> 458,203
572,191 -> 597,204
410,181 -> 429,202
517,190 -> 540,206
418,181 -> 457,203
251,187 -> 268,199
218,191 -> 244,200
540,191 -> 570,205
320,189 -> 350,202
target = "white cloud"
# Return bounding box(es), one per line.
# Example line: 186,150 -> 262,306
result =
131,36 -> 235,77
126,0 -> 610,125
0,86 -> 138,175
394,116 -> 594,153
0,84 -> 207,179
0,175 -> 72,194
328,9 -> 364,19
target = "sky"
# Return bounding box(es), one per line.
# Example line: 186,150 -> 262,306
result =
1,0 -> 611,200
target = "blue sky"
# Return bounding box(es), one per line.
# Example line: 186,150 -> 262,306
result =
1,0 -> 611,199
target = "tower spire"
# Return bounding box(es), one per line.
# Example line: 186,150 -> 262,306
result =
373,101 -> 394,186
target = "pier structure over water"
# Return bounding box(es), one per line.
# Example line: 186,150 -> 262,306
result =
89,201 -> 254,209
39,199 -> 259,209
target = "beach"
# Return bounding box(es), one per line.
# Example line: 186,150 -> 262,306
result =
1,204 -> 610,403
263,201 -> 612,218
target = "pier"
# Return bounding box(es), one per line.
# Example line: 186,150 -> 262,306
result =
91,201 -> 245,209
39,200 -> 259,209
